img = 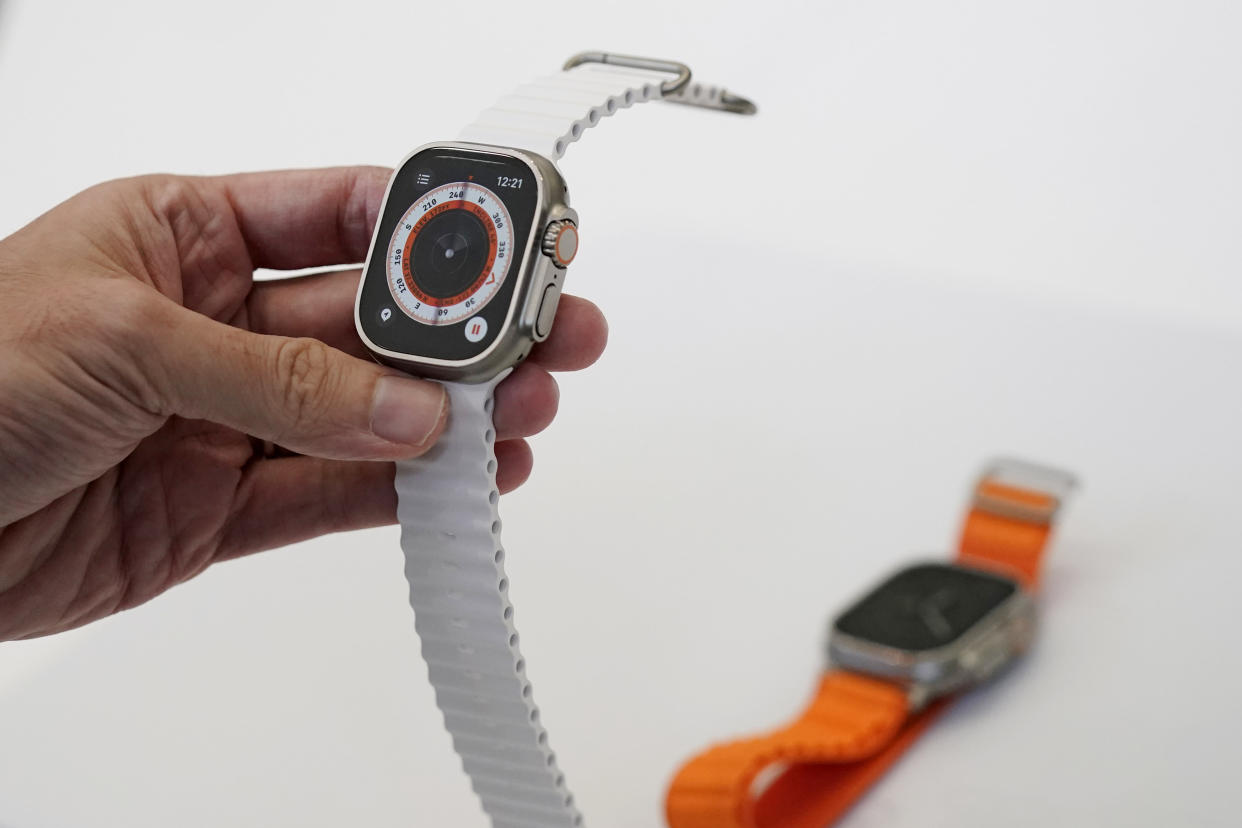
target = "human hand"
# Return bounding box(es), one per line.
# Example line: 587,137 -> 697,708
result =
0,168 -> 607,641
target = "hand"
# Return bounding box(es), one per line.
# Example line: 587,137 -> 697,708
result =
0,168 -> 607,641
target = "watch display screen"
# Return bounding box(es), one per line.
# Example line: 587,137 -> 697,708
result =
358,146 -> 541,362
833,563 -> 1018,652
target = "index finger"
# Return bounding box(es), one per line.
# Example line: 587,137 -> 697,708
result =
526,294 -> 609,372
215,166 -> 392,271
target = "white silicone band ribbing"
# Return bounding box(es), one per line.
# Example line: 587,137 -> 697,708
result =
395,370 -> 582,828
395,60 -> 744,828
459,62 -> 739,161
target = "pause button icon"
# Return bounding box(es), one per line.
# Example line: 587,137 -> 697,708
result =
464,316 -> 488,343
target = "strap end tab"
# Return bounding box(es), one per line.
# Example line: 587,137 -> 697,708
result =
563,50 -> 758,115
973,458 -> 1079,525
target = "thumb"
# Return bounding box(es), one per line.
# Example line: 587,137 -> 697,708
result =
152,305 -> 447,460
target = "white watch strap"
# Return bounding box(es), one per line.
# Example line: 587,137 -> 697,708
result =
459,59 -> 753,160
395,371 -> 582,828
396,56 -> 754,828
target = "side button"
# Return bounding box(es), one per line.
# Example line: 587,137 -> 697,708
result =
534,284 -> 561,340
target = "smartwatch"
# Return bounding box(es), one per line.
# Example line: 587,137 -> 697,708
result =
665,458 -> 1077,828
353,53 -> 756,827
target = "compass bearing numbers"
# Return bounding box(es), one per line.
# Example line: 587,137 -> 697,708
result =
386,181 -> 515,325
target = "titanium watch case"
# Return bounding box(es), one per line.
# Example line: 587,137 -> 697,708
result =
354,141 -> 577,383
827,561 -> 1036,708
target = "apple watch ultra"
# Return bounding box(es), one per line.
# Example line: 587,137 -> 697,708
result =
353,53 -> 756,827
666,458 -> 1078,828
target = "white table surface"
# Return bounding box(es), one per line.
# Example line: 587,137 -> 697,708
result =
2,2 -> 1240,827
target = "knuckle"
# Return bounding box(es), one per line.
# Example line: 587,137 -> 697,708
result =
82,174 -> 182,223
135,173 -> 192,211
272,337 -> 336,426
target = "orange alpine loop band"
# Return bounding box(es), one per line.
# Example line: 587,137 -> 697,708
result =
957,479 -> 1055,586
665,673 -> 939,828
664,462 -> 1070,828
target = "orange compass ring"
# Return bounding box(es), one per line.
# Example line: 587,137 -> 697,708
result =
401,200 -> 499,307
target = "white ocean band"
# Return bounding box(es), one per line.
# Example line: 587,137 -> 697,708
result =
396,372 -> 582,828
398,58 -> 753,828
459,62 -> 747,160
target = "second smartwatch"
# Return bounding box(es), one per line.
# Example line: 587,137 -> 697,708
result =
666,459 -> 1078,828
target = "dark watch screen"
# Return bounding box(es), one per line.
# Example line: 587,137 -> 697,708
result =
357,146 -> 541,362
833,563 -> 1017,652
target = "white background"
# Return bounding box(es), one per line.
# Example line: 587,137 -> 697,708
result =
1,1 -> 1240,826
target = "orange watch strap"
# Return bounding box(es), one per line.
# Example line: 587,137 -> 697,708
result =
665,672 -> 913,828
958,500 -> 1051,586
957,463 -> 1075,587
665,460 -> 1075,828
751,699 -> 950,828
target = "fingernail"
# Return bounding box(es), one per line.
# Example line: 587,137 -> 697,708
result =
370,375 -> 447,447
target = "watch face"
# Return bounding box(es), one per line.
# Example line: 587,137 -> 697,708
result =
357,146 -> 542,363
833,563 -> 1018,652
